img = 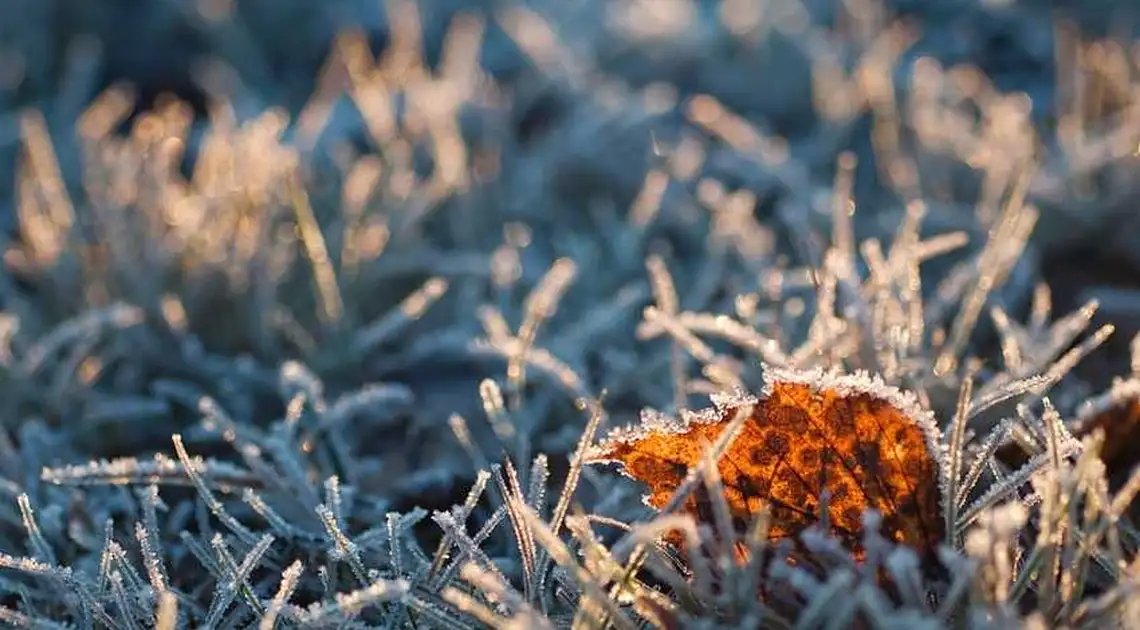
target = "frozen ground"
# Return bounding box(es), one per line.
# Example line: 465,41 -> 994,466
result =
1,0 -> 1140,627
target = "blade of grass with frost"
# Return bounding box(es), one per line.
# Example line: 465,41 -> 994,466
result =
135,486 -> 169,596
444,562 -> 552,629
828,171 -> 882,373
885,546 -> 928,611
385,512 -> 407,581
323,476 -> 347,534
934,190 -> 1036,376
17,494 -> 57,565
260,425 -> 323,512
562,513 -> 623,586
792,569 -> 857,629
512,500 -> 640,630
109,571 -> 143,630
107,542 -> 150,599
697,434 -> 741,564
19,303 -> 143,377
507,258 -> 577,411
441,583 -> 516,628
18,110 -> 75,237
258,560 -> 304,630
278,360 -> 325,409
311,382 -> 414,438
899,212 -> 931,365
1058,442 -> 1125,603
646,254 -> 688,414
171,435 -> 258,545
316,502 -> 370,587
1039,323 -> 1116,387
375,507 -> 432,563
957,420 -> 1015,509
637,309 -> 790,366
622,517 -> 708,599
194,395 -> 284,488
431,507 -> 512,604
204,533 -> 273,627
295,577 -> 410,626
344,276 -> 449,363
406,592 -> 484,630
549,281 -> 649,360
966,373 -> 1054,422
526,454 -> 549,521
153,592 -> 178,630
957,403 -> 1081,534
479,377 -> 517,449
1030,467 -> 1068,611
564,516 -> 690,624
448,414 -> 490,472
640,305 -> 718,367
1031,432 -> 1107,609
429,470 -> 491,581
0,553 -> 122,629
94,519 -> 116,592
986,298 -> 1101,392
944,362 -> 979,541
468,337 -> 589,400
631,515 -> 714,594
41,453 -> 262,490
180,531 -> 226,581
490,458 -> 538,602
534,395 -> 606,602
1092,475 -> 1138,575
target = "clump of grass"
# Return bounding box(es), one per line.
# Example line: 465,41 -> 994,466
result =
2,1 -> 1140,628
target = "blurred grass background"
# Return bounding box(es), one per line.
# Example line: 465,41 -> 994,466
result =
2,0 -> 1138,318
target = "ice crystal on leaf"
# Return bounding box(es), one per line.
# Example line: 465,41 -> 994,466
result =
587,365 -> 947,566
